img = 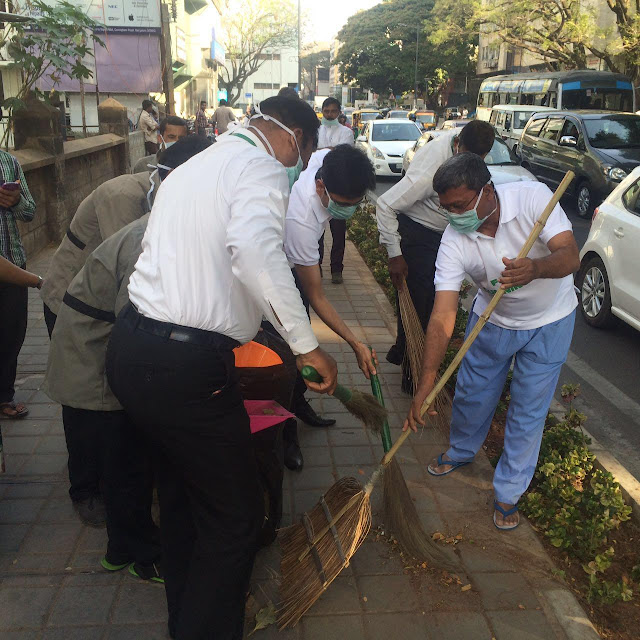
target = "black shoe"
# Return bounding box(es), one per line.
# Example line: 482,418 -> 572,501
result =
284,439 -> 304,471
294,400 -> 336,428
331,272 -> 343,285
386,344 -> 404,366
129,560 -> 164,583
73,495 -> 106,528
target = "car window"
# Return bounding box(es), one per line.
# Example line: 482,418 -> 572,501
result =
622,179 -> 640,216
372,122 -> 421,141
484,137 -> 516,165
490,111 -> 498,125
513,111 -> 532,130
540,117 -> 564,141
525,117 -> 546,138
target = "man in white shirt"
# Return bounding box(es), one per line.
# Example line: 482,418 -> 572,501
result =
376,121 -> 495,382
105,96 -> 337,640
282,144 -> 377,469
317,97 -> 355,284
139,99 -> 159,155
404,153 -> 580,532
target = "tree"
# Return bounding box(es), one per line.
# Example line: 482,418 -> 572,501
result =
300,47 -> 329,100
218,0 -> 298,106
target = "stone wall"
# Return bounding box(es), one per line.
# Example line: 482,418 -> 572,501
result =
129,130 -> 146,171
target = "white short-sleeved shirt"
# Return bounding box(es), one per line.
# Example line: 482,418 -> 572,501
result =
284,149 -> 331,267
318,123 -> 354,149
434,181 -> 577,330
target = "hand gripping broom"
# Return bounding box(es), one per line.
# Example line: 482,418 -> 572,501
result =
278,172 -> 575,628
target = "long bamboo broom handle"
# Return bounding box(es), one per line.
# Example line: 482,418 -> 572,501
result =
381,170 -> 575,466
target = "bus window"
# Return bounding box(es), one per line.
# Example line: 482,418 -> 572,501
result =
508,93 -> 518,105
549,92 -> 558,108
562,88 -> 634,112
478,93 -> 486,106
498,93 -> 508,105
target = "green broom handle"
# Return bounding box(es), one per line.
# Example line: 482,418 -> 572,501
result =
301,366 -> 353,404
381,170 -> 575,466
368,347 -> 392,453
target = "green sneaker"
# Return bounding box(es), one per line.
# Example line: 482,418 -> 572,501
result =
129,560 -> 164,584
101,556 -> 131,572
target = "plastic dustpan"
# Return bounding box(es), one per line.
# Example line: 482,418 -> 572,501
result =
234,341 -> 283,368
244,400 -> 294,434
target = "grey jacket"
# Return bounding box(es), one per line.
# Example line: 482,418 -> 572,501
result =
43,216 -> 149,411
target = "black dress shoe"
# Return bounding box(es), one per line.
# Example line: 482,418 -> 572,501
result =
386,344 -> 404,366
284,439 -> 304,471
73,495 -> 106,528
294,400 -> 336,428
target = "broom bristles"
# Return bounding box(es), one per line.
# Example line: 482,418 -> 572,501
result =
278,477 -> 371,629
344,389 -> 389,432
383,458 -> 460,572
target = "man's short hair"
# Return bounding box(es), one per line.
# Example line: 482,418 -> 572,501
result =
201,100 -> 207,105
321,145 -> 375,198
142,99 -> 153,110
322,97 -> 341,110
218,99 -> 226,106
458,120 -> 495,156
432,152 -> 491,195
278,86 -> 299,100
259,96 -> 320,149
156,135 -> 212,180
159,116 -> 187,135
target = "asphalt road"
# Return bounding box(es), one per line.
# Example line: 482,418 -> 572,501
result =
371,176 -> 640,481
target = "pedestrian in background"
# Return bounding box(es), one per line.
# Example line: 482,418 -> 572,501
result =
0,149 -> 36,420
139,99 -> 159,155
133,116 -> 189,174
195,100 -> 209,137
213,98 -> 236,135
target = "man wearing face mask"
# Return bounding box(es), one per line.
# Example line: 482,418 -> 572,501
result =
281,144 -> 377,469
105,96 -> 337,640
404,153 -> 580,532
376,120 -> 495,385
133,116 -> 189,174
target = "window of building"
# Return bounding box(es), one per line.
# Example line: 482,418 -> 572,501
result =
257,54 -> 281,61
254,83 -> 276,89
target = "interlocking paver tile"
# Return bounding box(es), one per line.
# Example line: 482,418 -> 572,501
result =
0,586 -> 57,629
48,585 -> 117,625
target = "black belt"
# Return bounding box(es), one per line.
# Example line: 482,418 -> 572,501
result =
122,303 -> 239,350
66,229 -> 86,250
63,292 -> 116,323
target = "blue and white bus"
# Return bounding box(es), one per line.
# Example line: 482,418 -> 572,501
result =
476,70 -> 635,121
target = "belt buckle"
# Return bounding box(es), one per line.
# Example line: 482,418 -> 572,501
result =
169,328 -> 191,344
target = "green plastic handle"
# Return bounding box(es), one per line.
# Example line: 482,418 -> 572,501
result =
301,366 -> 352,404
368,347 -> 392,452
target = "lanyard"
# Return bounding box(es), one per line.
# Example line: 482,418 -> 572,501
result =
231,132 -> 257,147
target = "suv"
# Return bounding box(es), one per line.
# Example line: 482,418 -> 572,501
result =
519,111 -> 640,217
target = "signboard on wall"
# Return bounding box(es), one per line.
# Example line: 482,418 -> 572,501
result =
35,0 -> 161,33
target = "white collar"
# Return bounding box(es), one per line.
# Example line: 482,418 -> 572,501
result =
311,192 -> 331,225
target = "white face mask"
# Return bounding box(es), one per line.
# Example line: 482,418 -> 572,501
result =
160,135 -> 177,151
146,163 -> 172,209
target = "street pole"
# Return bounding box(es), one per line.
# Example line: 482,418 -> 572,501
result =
160,3 -> 175,115
297,0 -> 302,98
414,25 -> 419,109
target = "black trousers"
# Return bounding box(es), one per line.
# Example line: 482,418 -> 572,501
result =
61,406 -> 159,563
106,304 -> 261,640
393,214 -> 443,358
290,268 -> 311,411
0,279 -> 28,404
318,218 -> 347,274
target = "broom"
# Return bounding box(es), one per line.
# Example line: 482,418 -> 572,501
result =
301,365 -> 388,432
278,171 -> 575,628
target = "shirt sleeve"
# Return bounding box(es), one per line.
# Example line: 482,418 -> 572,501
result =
10,158 -> 36,222
434,229 -> 465,292
339,126 -> 354,147
530,183 -> 573,245
285,216 -> 321,266
227,158 -> 319,355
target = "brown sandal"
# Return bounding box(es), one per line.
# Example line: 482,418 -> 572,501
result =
0,402 -> 29,419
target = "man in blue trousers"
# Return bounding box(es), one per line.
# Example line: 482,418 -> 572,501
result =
404,152 -> 580,531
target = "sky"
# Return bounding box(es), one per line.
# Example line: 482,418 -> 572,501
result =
303,0 -> 381,44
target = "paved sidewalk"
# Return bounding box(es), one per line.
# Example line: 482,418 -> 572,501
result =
0,241 -> 598,640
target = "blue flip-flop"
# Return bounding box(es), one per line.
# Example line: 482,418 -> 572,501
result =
493,501 -> 520,531
427,453 -> 470,477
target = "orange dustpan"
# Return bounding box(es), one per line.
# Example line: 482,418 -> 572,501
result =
234,340 -> 283,368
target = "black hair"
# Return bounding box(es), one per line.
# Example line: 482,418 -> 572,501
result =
159,116 -> 188,135
156,135 -> 212,180
322,97 -> 341,110
321,145 -> 375,198
457,120 -> 495,156
259,96 -> 320,149
432,152 -> 491,195
142,99 -> 153,110
218,99 -> 227,106
201,100 -> 207,105
278,86 -> 299,100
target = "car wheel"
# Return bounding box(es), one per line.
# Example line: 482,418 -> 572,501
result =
575,181 -> 594,219
577,255 -> 614,328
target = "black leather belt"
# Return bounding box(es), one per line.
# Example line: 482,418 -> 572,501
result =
122,302 -> 239,350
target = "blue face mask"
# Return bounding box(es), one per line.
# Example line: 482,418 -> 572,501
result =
322,117 -> 339,127
443,183 -> 496,234
324,186 -> 358,220
286,155 -> 304,190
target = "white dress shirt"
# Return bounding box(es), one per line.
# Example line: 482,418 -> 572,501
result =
318,123 -> 355,149
284,149 -> 331,266
128,129 -> 319,355
376,130 -> 457,258
434,181 -> 577,330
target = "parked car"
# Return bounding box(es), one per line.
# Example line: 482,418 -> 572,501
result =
402,132 -> 537,185
356,119 -> 422,176
489,105 -> 555,156
441,118 -> 471,130
519,111 -> 640,218
408,110 -> 437,131
387,109 -> 408,119
577,165 -> 640,331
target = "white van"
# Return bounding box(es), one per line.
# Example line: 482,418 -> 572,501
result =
489,105 -> 555,155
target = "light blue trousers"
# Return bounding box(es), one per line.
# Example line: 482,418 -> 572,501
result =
446,308 -> 575,505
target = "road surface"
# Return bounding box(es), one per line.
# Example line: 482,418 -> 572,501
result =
370,176 -> 640,481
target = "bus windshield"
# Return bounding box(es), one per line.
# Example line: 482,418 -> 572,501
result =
562,88 -> 634,112
583,116 -> 640,149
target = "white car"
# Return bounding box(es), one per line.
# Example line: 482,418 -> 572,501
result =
577,166 -> 640,331
356,119 -> 422,177
402,133 -> 538,185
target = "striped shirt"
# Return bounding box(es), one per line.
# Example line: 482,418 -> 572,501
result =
0,150 -> 36,267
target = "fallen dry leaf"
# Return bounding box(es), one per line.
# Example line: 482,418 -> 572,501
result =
518,604 -> 525,609
461,584 -> 472,592
432,532 -> 445,541
249,602 -> 277,636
